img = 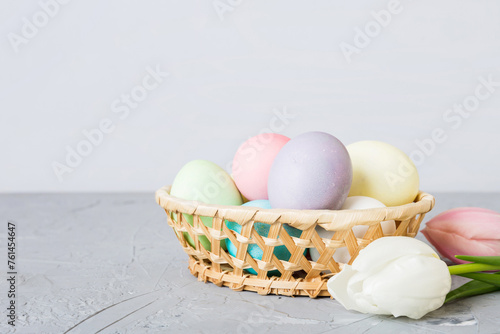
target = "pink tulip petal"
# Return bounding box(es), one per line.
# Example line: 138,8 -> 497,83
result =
422,207 -> 500,264
426,209 -> 500,240
422,227 -> 500,263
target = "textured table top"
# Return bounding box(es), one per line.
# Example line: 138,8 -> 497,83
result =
1,193 -> 499,334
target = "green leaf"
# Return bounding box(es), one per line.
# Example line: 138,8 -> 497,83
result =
446,281 -> 500,303
445,272 -> 500,304
459,272 -> 500,287
448,263 -> 500,275
455,255 -> 500,266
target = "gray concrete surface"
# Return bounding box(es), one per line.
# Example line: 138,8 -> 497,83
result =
1,193 -> 499,333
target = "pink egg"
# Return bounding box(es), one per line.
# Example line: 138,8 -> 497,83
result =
232,133 -> 290,200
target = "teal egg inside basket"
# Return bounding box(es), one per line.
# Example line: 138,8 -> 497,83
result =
225,200 -> 305,276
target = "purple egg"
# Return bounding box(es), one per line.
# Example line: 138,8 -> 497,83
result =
268,131 -> 352,210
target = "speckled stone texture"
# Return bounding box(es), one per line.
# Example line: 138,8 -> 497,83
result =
1,193 -> 499,333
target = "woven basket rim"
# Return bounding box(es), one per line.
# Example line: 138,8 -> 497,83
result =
155,186 -> 435,231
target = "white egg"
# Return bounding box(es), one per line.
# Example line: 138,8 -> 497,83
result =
310,196 -> 396,265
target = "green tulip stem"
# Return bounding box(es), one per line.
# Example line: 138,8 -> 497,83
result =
448,263 -> 500,276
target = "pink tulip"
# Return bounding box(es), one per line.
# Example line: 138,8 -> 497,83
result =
421,207 -> 500,264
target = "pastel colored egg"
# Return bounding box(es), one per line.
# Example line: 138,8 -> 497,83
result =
170,160 -> 243,250
232,133 -> 290,201
230,174 -> 250,203
347,141 -> 419,207
268,131 -> 352,210
225,200 -> 304,276
310,196 -> 396,264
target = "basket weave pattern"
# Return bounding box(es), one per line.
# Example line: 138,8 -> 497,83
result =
156,186 -> 435,298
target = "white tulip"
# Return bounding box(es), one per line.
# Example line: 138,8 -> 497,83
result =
327,237 -> 451,320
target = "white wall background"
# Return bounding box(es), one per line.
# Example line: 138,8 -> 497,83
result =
1,0 -> 499,193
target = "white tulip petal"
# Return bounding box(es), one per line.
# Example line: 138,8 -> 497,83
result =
367,256 -> 451,319
327,265 -> 360,311
352,237 -> 438,274
327,237 -> 452,320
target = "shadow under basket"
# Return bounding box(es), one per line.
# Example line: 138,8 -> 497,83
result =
155,186 -> 435,298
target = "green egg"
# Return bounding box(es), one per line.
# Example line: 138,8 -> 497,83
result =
170,160 -> 243,251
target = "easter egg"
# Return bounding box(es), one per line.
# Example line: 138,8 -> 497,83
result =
230,173 -> 250,203
268,131 -> 352,210
225,200 -> 303,276
347,141 -> 419,207
310,196 -> 396,264
170,160 -> 243,250
232,133 -> 290,201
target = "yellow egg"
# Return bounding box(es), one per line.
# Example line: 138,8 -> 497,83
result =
347,141 -> 419,207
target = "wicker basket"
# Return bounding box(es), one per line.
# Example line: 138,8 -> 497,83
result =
156,186 -> 435,298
